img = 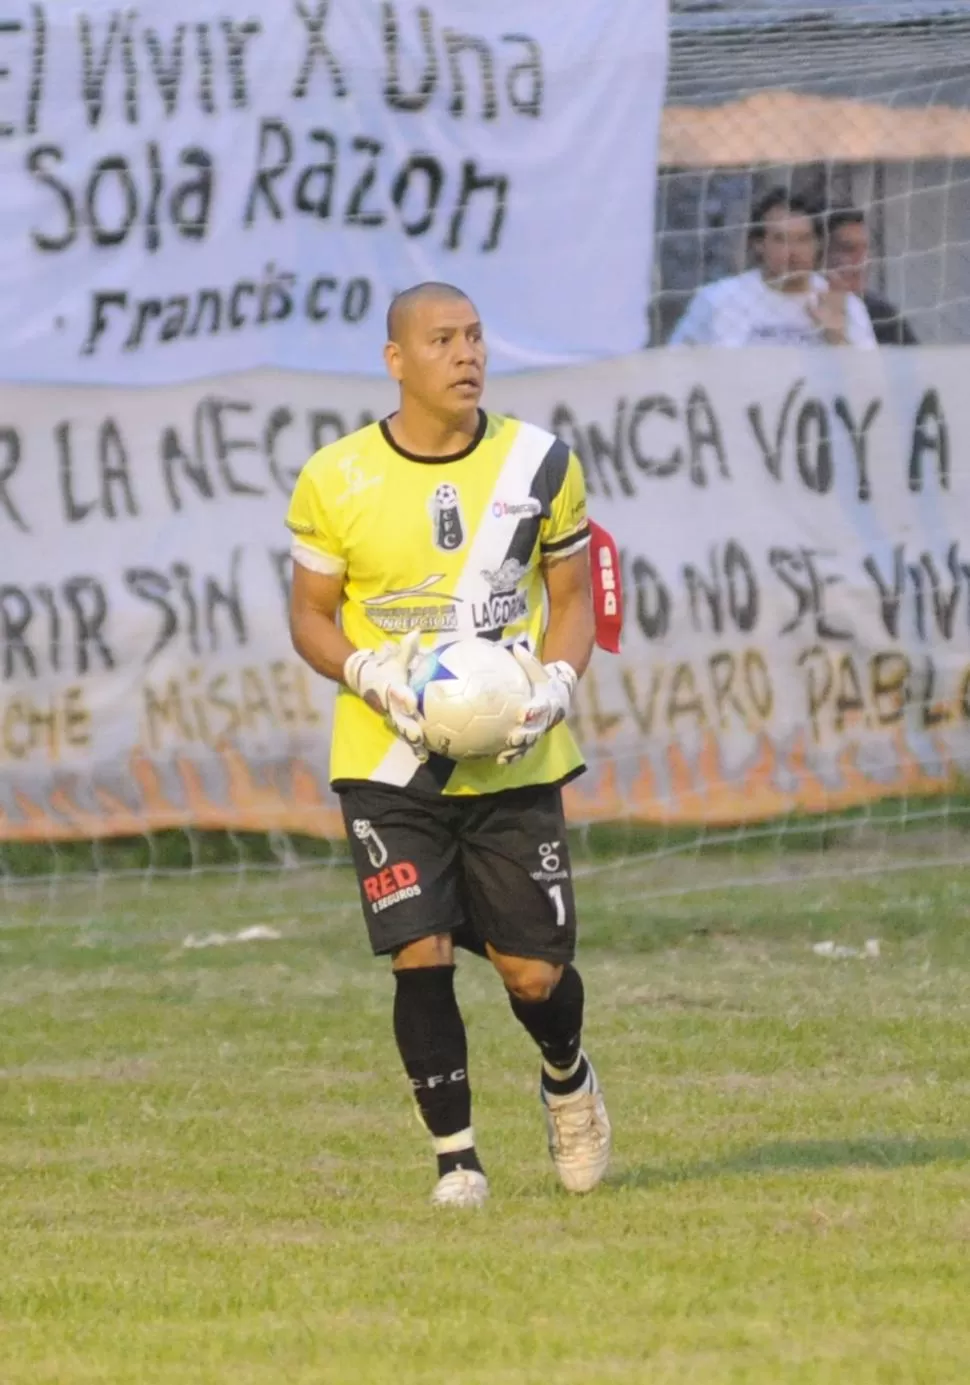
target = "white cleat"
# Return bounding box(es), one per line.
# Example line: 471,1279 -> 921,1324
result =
541,1055 -> 612,1194
430,1168 -> 489,1209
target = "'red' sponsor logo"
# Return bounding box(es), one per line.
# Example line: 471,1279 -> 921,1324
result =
363,861 -> 422,912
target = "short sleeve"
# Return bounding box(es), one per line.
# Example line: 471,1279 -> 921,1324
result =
540,450 -> 590,562
285,463 -> 347,577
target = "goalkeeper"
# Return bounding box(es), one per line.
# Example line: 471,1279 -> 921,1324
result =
286,282 -> 611,1208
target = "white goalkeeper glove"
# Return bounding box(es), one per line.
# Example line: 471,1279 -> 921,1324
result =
497,645 -> 578,766
343,628 -> 429,762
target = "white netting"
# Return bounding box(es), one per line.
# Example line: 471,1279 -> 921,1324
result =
655,0 -> 970,344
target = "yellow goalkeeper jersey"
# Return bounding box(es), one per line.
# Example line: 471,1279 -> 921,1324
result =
285,410 -> 590,796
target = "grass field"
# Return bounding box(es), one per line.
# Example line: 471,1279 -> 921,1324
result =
3,853 -> 970,1384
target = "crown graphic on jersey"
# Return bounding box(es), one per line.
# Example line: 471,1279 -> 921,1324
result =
482,558 -> 528,595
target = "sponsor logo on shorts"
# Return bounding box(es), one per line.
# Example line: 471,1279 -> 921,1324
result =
363,861 -> 423,913
352,818 -> 388,869
530,839 -> 569,883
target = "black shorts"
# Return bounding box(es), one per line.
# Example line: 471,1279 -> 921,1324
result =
338,782 -> 578,964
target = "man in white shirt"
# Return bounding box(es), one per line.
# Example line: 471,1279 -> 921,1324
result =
669,189 -> 877,348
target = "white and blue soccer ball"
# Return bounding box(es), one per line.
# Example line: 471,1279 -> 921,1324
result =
410,639 -> 532,760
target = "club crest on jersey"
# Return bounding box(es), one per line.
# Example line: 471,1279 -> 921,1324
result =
430,483 -> 464,551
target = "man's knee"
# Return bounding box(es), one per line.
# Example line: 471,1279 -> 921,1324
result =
392,933 -> 454,971
490,950 -> 563,1003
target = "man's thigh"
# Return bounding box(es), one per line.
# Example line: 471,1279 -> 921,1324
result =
460,786 -> 577,965
339,785 -> 466,956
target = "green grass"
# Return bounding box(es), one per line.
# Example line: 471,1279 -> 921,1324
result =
3,859 -> 970,1383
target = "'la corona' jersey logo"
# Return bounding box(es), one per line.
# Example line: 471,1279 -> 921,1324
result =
430,483 -> 464,551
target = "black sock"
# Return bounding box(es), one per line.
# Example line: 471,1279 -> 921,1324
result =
508,964 -> 589,1097
393,966 -> 484,1178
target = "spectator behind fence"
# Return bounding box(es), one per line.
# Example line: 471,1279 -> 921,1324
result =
669,189 -> 876,348
822,205 -> 918,346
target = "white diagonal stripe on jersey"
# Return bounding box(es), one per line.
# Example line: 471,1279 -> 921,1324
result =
369,420 -> 553,789
371,734 -> 425,787
449,420 -> 553,629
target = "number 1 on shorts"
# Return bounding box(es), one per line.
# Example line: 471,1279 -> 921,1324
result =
549,883 -> 566,927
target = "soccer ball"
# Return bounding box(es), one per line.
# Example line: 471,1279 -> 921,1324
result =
410,639 -> 533,760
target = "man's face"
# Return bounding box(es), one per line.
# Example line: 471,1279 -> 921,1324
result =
384,297 -> 486,418
826,221 -> 869,296
758,206 -> 818,282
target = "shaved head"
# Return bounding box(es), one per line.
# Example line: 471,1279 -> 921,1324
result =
382,282 -> 486,433
386,282 -> 474,342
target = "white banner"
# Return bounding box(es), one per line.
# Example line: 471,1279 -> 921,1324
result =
2,347 -> 969,840
0,0 -> 667,384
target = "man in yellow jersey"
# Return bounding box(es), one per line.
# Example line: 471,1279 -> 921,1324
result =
286,282 -> 611,1208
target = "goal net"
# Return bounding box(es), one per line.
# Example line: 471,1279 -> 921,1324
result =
594,0 -> 970,901
656,0 -> 970,347
5,0 -> 970,931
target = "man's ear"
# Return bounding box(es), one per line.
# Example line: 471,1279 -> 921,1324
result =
384,341 -> 403,382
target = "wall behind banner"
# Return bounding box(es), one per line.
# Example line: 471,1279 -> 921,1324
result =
0,0 -> 666,384
1,347 -> 967,843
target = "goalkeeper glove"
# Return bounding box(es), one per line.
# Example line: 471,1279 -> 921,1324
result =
343,628 -> 429,762
497,645 -> 578,766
